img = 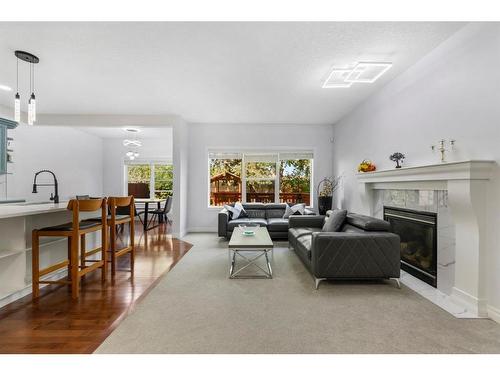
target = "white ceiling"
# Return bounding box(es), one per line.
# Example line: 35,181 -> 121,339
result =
0,22 -> 465,124
78,126 -> 172,139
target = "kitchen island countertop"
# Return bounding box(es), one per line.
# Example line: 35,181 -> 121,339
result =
0,201 -> 69,220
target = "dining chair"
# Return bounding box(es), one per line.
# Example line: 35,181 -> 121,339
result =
146,195 -> 172,229
116,203 -> 145,229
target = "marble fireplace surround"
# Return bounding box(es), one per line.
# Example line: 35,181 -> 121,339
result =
357,160 -> 495,318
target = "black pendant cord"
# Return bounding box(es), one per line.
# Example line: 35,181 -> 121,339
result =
32,62 -> 35,94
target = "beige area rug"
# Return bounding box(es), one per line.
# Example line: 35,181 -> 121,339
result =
95,233 -> 500,354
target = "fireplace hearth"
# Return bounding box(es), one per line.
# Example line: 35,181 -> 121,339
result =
384,206 -> 437,287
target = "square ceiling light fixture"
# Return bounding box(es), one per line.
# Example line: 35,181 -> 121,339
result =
322,69 -> 353,88
323,62 -> 392,88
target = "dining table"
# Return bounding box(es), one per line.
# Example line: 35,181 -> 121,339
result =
134,197 -> 167,231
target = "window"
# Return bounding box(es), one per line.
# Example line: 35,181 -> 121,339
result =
279,157 -> 312,206
208,151 -> 313,207
154,164 -> 173,199
209,153 -> 242,206
127,164 -> 151,198
245,154 -> 277,203
126,162 -> 173,199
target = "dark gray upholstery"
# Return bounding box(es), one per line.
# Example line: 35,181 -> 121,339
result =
289,215 -> 326,229
343,213 -> 391,232
288,212 -> 400,284
227,218 -> 267,230
218,203 -> 315,240
267,218 -> 289,232
41,221 -> 101,231
322,209 -> 347,232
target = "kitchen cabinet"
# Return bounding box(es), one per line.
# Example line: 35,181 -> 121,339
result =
0,118 -> 18,175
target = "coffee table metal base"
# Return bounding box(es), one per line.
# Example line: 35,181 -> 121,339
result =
228,248 -> 273,279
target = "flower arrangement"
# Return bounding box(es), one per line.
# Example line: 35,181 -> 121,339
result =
318,176 -> 341,197
357,159 -> 376,172
316,176 -> 342,215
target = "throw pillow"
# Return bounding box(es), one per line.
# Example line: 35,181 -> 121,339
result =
322,209 -> 347,232
224,202 -> 247,220
234,202 -> 248,219
283,203 -> 306,218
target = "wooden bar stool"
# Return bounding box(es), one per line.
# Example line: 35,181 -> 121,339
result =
108,196 -> 135,279
32,198 -> 108,300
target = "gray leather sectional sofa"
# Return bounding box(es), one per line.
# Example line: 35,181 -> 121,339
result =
218,203 -> 314,240
288,211 -> 401,289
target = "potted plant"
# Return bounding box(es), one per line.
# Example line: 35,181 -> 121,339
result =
389,152 -> 405,169
316,176 -> 341,215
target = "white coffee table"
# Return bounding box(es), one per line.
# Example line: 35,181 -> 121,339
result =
228,227 -> 274,279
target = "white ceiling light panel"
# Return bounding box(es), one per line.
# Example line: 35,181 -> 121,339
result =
323,62 -> 392,88
344,62 -> 392,83
322,69 -> 353,88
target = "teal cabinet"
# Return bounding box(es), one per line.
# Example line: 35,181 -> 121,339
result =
0,118 -> 18,175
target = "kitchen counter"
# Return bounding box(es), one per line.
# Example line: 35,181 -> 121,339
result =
0,200 -> 99,307
0,201 -> 69,219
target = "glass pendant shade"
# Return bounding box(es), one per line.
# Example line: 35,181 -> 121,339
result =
30,93 -> 36,122
14,93 -> 20,122
27,97 -> 33,126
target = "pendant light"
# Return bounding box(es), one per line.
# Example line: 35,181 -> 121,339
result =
123,128 -> 142,160
14,51 -> 39,125
29,63 -> 37,123
14,59 -> 21,122
14,58 -> 20,122
27,63 -> 33,126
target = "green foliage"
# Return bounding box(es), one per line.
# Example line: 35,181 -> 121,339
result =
209,158 -> 311,194
279,160 -> 310,193
128,164 -> 150,183
128,164 -> 173,199
246,162 -> 276,178
154,164 -> 173,193
210,159 -> 242,177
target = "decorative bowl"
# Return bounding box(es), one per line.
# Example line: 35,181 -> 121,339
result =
238,223 -> 259,235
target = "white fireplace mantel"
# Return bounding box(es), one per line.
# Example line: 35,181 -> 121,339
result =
356,160 -> 496,318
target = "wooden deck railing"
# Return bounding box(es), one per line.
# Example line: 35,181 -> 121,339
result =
211,192 -> 310,206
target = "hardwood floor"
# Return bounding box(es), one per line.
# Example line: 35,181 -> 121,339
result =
0,223 -> 193,354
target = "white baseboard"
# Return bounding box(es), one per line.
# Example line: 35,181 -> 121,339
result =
187,227 -> 217,233
487,304 -> 500,324
0,268 -> 68,309
451,287 -> 488,317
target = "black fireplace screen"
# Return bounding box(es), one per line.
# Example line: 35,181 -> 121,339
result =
384,207 -> 437,287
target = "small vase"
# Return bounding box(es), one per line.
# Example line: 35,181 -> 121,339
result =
318,196 -> 333,215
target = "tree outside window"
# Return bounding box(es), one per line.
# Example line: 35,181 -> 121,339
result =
127,163 -> 173,199
209,152 -> 312,207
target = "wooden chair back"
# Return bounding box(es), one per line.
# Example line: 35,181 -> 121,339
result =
68,198 -> 106,212
108,196 -> 135,219
66,198 -> 107,232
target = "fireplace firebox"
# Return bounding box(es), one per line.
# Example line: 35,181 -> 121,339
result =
384,206 -> 437,287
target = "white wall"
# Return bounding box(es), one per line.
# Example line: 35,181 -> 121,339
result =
330,23 -> 500,316
2,124 -> 103,201
172,121 -> 189,237
102,132 -> 173,196
187,123 -> 334,231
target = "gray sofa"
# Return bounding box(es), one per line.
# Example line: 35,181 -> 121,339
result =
218,203 -> 314,240
288,211 -> 401,289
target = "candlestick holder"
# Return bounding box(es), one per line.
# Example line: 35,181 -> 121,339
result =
431,139 -> 455,163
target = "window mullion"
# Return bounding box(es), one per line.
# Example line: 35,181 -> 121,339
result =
275,159 -> 280,204
150,163 -> 155,199
241,154 -> 246,203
